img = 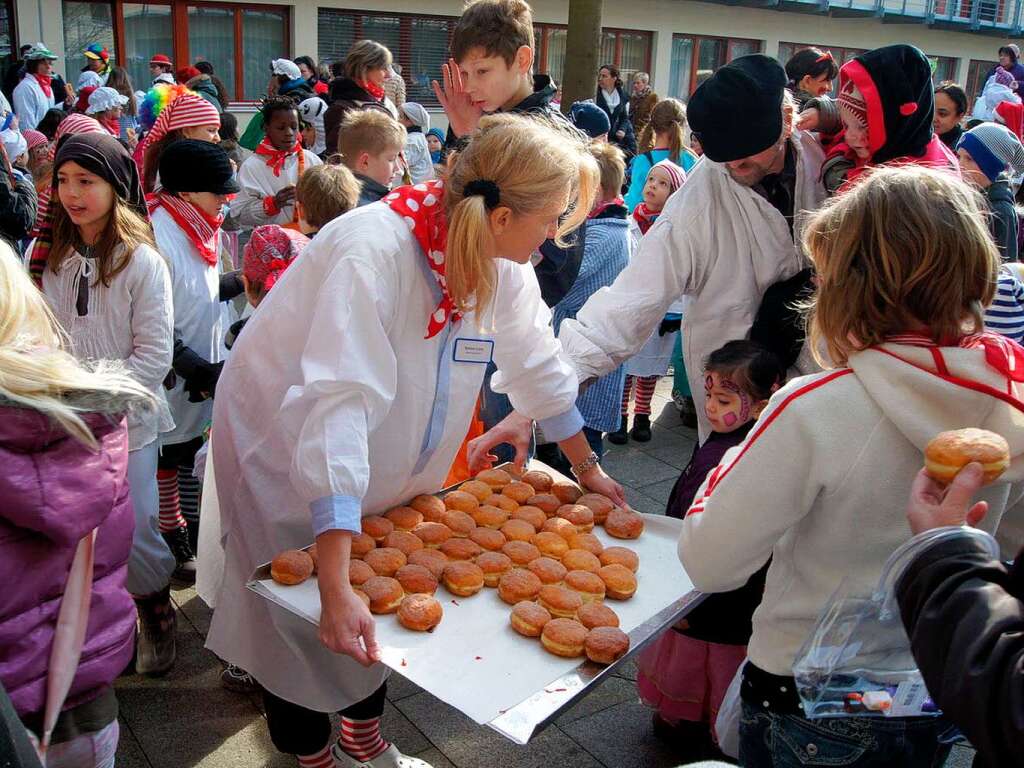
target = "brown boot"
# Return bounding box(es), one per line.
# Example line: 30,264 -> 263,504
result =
134,586 -> 176,676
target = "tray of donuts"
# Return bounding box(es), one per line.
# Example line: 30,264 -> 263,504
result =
247,461 -> 699,740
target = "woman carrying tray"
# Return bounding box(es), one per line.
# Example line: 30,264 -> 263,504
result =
206,114 -> 627,768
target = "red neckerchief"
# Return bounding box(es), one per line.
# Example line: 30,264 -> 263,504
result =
590,196 -> 624,219
100,115 -> 120,137
255,137 -> 301,177
884,331 -> 1024,382
33,74 -> 53,99
632,202 -> 659,234
152,191 -> 223,266
384,180 -> 458,339
358,79 -> 385,101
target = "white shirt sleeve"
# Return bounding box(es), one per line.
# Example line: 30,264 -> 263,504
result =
230,156 -> 273,228
489,260 -> 582,442
559,195 -> 711,383
124,245 -> 174,391
277,253 -> 399,535
13,82 -> 39,131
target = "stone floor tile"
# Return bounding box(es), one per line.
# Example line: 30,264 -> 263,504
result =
381,699 -> 433,755
612,656 -> 638,682
553,675 -> 639,726
115,719 -> 153,768
412,747 -> 458,768
560,699 -> 689,768
387,671 -> 426,702
640,477 -> 680,507
621,484 -> 666,516
601,449 -> 679,488
394,691 -> 602,768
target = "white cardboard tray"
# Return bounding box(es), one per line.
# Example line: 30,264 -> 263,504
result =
247,466 -> 702,744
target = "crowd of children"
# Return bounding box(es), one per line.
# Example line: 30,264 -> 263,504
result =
2,2 -> 1024,767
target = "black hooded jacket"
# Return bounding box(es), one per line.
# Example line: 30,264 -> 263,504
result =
323,78 -> 390,155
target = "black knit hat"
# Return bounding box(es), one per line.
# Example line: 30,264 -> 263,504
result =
688,55 -> 788,163
159,139 -> 240,195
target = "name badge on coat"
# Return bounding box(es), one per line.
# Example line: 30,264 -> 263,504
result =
453,338 -> 494,364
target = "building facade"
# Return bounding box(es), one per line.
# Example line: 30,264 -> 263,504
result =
4,0 -> 1021,118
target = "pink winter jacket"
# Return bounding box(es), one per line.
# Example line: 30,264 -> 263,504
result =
0,396 -> 136,719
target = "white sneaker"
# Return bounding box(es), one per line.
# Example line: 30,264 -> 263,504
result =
331,743 -> 434,768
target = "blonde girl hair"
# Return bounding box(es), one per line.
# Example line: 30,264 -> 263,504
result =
804,165 -> 999,367
0,242 -> 151,447
638,98 -> 688,160
49,194 -> 156,287
445,113 -> 599,321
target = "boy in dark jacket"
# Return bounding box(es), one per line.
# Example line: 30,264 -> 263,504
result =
957,122 -> 1023,262
336,109 -> 405,206
898,463 -> 1024,768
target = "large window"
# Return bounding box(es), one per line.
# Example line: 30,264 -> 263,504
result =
670,35 -> 762,100
62,0 -> 115,82
929,55 -> 959,87
123,3 -> 172,95
0,0 -> 15,72
318,9 -> 454,108
967,58 -> 998,102
534,24 -> 652,92
65,0 -> 288,103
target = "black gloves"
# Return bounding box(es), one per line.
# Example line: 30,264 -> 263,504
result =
169,339 -> 224,402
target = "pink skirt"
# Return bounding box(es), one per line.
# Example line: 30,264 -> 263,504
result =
637,628 -> 747,734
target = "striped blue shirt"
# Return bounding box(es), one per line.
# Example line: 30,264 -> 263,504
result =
984,265 -> 1024,343
552,215 -> 631,432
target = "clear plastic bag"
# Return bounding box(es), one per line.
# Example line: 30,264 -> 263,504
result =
792,527 -> 999,719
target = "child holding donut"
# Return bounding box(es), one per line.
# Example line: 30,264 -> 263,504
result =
638,340 -> 784,757
680,165 -> 1024,766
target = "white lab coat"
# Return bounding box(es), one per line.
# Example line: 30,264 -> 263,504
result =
230,149 -> 323,229
13,76 -> 55,131
559,131 -> 826,440
151,206 -> 223,445
205,200 -> 583,711
404,131 -> 434,184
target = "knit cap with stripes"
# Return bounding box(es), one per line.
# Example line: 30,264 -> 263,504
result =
958,122 -> 1024,182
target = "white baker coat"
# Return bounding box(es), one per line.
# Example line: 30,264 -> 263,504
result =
205,200 -> 583,711
559,131 -> 826,440
230,149 -> 323,229
151,206 -> 223,445
13,76 -> 55,131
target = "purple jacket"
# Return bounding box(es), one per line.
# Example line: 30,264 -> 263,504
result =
0,397 -> 136,719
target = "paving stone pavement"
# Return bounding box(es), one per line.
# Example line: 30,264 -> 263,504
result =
113,380 -> 978,768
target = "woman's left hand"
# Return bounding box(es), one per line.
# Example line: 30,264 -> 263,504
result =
577,464 -> 630,510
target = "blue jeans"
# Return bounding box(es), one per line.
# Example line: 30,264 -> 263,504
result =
738,701 -> 955,768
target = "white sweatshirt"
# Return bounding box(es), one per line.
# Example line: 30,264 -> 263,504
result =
230,149 -> 323,229
679,336 -> 1024,677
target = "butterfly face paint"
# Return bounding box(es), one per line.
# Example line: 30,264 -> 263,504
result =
704,371 -> 753,433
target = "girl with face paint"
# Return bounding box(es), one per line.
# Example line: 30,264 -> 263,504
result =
637,340 -> 785,752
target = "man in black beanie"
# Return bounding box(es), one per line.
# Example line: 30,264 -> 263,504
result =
472,55 -> 828,454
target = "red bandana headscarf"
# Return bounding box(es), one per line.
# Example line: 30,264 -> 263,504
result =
151,191 -> 223,266
384,180 -> 458,339
256,137 -> 303,177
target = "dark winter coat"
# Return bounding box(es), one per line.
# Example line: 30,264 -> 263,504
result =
897,532 -> 1024,768
0,169 -> 36,249
186,75 -> 223,113
987,178 -> 1019,262
629,88 -> 658,137
595,85 -> 636,156
323,78 -> 390,156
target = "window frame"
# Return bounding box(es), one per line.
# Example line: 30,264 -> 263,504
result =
90,0 -> 289,104
317,8 -> 457,109
534,22 -> 653,85
671,33 -> 763,98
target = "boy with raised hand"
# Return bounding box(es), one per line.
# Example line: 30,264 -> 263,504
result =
433,0 -> 569,145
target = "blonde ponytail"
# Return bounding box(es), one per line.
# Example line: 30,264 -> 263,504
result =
445,113 -> 599,320
0,242 -> 153,448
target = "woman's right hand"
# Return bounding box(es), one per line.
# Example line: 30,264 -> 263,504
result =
318,586 -> 381,666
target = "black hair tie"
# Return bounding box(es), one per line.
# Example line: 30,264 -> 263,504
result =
463,179 -> 501,209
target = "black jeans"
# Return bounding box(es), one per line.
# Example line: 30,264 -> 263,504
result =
262,683 -> 387,756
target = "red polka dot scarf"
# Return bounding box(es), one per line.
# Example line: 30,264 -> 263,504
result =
385,180 -> 460,339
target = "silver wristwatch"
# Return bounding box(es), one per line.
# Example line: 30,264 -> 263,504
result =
571,451 -> 600,479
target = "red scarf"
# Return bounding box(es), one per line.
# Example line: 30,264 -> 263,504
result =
34,74 -> 53,99
358,79 -> 385,101
255,137 -> 302,177
152,191 -> 223,266
632,203 -> 659,235
100,115 -> 120,137
384,180 -> 458,339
